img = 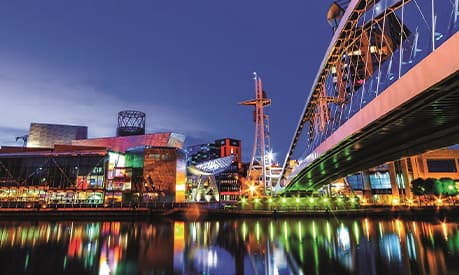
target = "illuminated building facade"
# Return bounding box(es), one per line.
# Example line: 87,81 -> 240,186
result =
143,147 -> 186,203
27,122 -> 88,148
72,132 -> 185,153
0,125 -> 187,204
186,143 -> 219,166
186,138 -> 243,202
0,145 -> 108,204
215,138 -> 241,163
186,156 -> 234,202
215,162 -> 242,202
346,148 -> 459,205
215,138 -> 243,201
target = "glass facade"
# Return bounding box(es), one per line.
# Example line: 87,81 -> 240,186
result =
369,172 -> 392,194
0,145 -> 188,204
0,154 -> 106,189
143,147 -> 185,202
186,143 -> 220,166
0,152 -> 107,204
346,173 -> 364,190
186,139 -> 243,201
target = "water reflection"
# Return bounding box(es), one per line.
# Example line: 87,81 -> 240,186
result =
0,218 -> 458,274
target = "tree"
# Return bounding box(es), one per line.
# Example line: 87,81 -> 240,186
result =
439,177 -> 458,196
411,178 -> 435,206
411,178 -> 426,196
423,178 -> 436,194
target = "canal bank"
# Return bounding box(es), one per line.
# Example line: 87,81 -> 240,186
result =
0,206 -> 458,221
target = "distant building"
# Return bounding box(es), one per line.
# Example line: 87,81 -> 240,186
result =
346,147 -> 459,205
1,121 -> 187,204
27,123 -> 87,148
186,143 -> 219,166
0,144 -> 186,204
215,138 -> 241,163
0,109 -> 190,205
404,148 -> 459,181
72,132 -> 185,153
186,138 -> 243,201
186,156 -> 234,202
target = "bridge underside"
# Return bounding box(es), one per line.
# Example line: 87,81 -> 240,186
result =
286,70 -> 459,192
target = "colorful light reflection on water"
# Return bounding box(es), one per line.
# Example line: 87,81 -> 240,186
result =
0,218 -> 458,274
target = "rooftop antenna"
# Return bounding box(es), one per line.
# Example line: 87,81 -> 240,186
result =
15,135 -> 28,147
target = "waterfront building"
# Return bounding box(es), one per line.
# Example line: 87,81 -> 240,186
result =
186,156 -> 234,202
346,147 -> 459,205
0,145 -> 106,204
0,113 -> 187,204
186,138 -> 243,202
215,138 -> 241,163
186,143 -> 219,166
27,122 -> 88,148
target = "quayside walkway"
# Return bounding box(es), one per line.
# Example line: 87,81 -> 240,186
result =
0,205 -> 458,221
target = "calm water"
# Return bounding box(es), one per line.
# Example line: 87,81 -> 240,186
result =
0,217 -> 458,275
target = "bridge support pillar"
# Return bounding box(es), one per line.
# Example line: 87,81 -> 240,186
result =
388,162 -> 400,204
399,159 -> 412,201
361,171 -> 373,203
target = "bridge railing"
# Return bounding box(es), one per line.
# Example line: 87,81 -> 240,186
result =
293,0 -> 459,172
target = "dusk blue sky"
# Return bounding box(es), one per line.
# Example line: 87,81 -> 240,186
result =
0,1 -> 332,162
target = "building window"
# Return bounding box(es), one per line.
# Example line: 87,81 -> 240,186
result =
426,159 -> 457,173
369,172 -> 391,189
346,173 -> 363,190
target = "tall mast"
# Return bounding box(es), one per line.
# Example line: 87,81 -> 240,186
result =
239,72 -> 272,195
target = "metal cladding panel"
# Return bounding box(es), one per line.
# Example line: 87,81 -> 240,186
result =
143,147 -> 178,202
193,155 -> 234,175
72,132 -> 182,152
167,133 -> 185,148
27,123 -> 88,148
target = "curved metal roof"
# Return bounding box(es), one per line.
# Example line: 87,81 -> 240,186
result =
187,155 -> 234,175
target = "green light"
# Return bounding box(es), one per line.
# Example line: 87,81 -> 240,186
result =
24,254 -> 29,270
269,222 -> 275,241
299,242 -> 304,263
241,197 -> 247,204
283,221 -> 289,243
309,197 -> 314,203
282,197 -> 287,203
320,162 -> 325,169
256,222 -> 261,242
323,198 -> 328,203
312,221 -> 317,240
241,222 -> 248,241
296,197 -> 300,203
297,221 -> 303,242
254,198 -> 260,203
268,198 -> 273,203
313,238 -> 319,274
353,221 -> 360,244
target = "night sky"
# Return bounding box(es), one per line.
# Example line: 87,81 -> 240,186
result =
0,1 -> 332,162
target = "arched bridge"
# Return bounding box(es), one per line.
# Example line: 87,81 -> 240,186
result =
281,0 -> 459,192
